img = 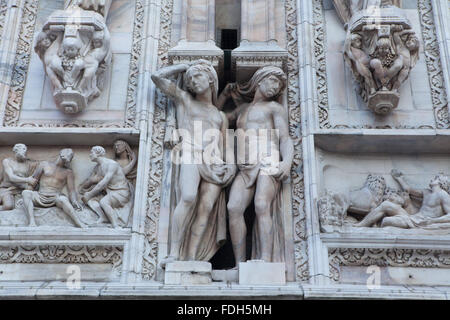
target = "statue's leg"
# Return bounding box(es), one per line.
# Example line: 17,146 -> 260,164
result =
387,57 -> 404,80
227,174 -> 255,268
0,192 -> 14,211
370,59 -> 386,87
22,190 -> 36,227
168,164 -> 201,260
355,202 -> 388,227
87,199 -> 105,223
254,175 -> 277,262
381,216 -> 410,228
56,195 -> 85,228
99,195 -> 120,228
186,181 -> 222,261
392,68 -> 409,90
46,65 -> 63,90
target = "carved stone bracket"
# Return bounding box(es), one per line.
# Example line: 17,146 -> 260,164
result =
34,1 -> 113,114
344,5 -> 420,115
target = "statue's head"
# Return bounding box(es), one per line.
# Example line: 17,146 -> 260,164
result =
185,60 -> 218,103
250,66 -> 287,100
90,146 -> 106,161
12,144 -> 27,161
404,33 -> 419,51
376,37 -> 392,57
62,36 -> 83,58
59,148 -> 74,166
92,31 -> 104,49
365,174 -> 387,199
351,33 -> 363,49
429,174 -> 449,192
113,140 -> 131,155
36,31 -> 53,50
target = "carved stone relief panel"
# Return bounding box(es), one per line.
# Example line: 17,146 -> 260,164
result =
316,148 -> 450,234
5,0 -> 142,128
0,143 -> 137,228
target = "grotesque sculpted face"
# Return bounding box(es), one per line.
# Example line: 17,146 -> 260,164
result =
63,37 -> 82,58
258,75 -> 283,99
13,144 -> 27,161
59,149 -> 74,166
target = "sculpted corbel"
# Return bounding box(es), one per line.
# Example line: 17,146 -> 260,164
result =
34,0 -> 112,114
342,4 -> 420,114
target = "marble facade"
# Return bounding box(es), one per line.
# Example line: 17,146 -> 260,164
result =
0,0 -> 448,299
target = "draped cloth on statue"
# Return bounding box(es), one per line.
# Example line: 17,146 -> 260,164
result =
237,135 -> 286,263
171,138 -> 235,261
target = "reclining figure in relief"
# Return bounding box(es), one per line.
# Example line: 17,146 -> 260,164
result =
356,170 -> 450,229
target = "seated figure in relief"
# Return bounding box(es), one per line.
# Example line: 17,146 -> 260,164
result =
22,149 -> 85,228
0,144 -> 38,211
80,146 -> 132,228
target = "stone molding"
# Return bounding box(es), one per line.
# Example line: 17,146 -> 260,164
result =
285,0 -> 308,282
328,247 -> 450,282
4,0 -> 39,127
418,0 -> 449,129
140,0 -> 174,281
0,0 -> 7,38
0,245 -> 123,266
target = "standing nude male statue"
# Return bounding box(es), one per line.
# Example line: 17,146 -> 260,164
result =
0,144 -> 37,211
80,146 -> 132,228
218,66 -> 294,266
151,60 -> 235,266
22,148 -> 85,228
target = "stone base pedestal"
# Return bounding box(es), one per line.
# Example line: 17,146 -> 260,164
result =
368,91 -> 400,115
239,260 -> 286,285
54,89 -> 88,114
211,269 -> 239,282
164,261 -> 212,285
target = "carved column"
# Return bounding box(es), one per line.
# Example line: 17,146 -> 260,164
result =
169,0 -> 223,71
34,0 -> 113,114
232,0 -> 288,82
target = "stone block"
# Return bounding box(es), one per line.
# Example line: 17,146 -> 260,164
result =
164,261 -> 212,285
211,269 -> 238,282
239,260 -> 286,285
